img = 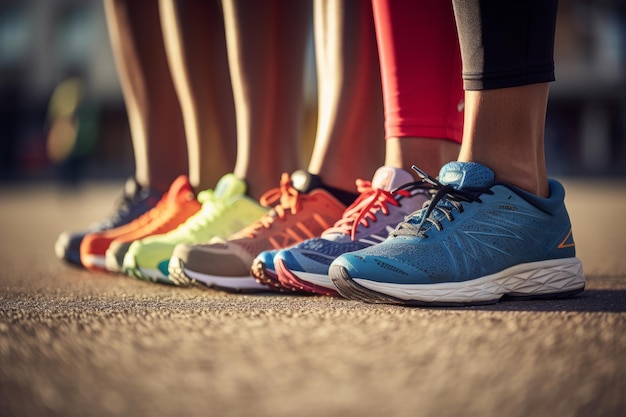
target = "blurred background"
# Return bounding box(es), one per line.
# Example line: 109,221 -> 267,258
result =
0,0 -> 625,186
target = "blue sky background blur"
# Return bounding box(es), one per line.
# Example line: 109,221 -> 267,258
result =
0,0 -> 625,185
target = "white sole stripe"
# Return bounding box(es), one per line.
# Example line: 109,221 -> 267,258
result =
292,270 -> 336,290
185,268 -> 268,290
354,257 -> 585,304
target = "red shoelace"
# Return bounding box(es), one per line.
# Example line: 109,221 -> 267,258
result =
325,179 -> 410,240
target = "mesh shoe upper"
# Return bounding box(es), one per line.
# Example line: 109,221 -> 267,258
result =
93,177 -> 163,230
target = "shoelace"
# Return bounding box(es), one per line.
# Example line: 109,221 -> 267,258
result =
391,165 -> 492,238
178,189 -> 226,232
325,179 -> 408,241
240,173 -> 306,238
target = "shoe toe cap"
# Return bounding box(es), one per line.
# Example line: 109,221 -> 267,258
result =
331,251 -> 424,285
254,249 -> 280,270
127,240 -> 176,266
105,240 -> 133,271
55,231 -> 87,264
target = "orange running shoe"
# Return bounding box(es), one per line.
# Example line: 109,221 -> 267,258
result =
80,175 -> 200,271
168,171 -> 347,291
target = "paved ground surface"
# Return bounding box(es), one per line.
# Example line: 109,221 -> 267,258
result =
0,180 -> 625,417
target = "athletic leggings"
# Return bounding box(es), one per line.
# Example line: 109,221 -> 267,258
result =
452,0 -> 558,90
372,0 -> 558,141
372,0 -> 463,143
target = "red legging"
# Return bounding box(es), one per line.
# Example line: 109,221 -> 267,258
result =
372,0 -> 463,144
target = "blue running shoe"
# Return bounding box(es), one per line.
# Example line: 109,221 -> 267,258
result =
329,162 -> 585,306
269,166 -> 431,295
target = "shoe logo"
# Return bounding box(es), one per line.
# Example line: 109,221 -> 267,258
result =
457,100 -> 465,113
441,171 -> 464,185
557,229 -> 575,249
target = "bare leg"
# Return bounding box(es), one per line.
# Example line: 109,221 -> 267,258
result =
385,137 -> 460,178
221,0 -> 311,200
457,85 -> 550,197
103,0 -> 187,193
307,0 -> 384,191
159,0 -> 237,191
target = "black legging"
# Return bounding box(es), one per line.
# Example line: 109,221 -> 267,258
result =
452,0 -> 558,90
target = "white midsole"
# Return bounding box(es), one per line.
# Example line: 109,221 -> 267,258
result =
82,255 -> 106,269
293,270 -> 336,290
354,257 -> 585,303
185,268 -> 268,290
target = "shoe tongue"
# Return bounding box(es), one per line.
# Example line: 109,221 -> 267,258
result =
213,173 -> 246,199
290,170 -> 322,193
438,162 -> 495,189
371,166 -> 414,191
166,175 -> 194,203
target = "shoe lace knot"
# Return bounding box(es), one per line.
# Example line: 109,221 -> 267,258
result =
391,165 -> 492,238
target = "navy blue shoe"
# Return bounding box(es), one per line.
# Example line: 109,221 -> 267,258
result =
329,162 -> 585,306
54,177 -> 162,267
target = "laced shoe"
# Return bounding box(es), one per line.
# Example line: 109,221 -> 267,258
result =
55,177 -> 162,267
168,171 -> 347,291
269,166 -> 431,295
123,173 -> 267,284
79,175 -> 200,271
329,162 -> 585,306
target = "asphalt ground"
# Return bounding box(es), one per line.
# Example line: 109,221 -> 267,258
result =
0,180 -> 625,417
